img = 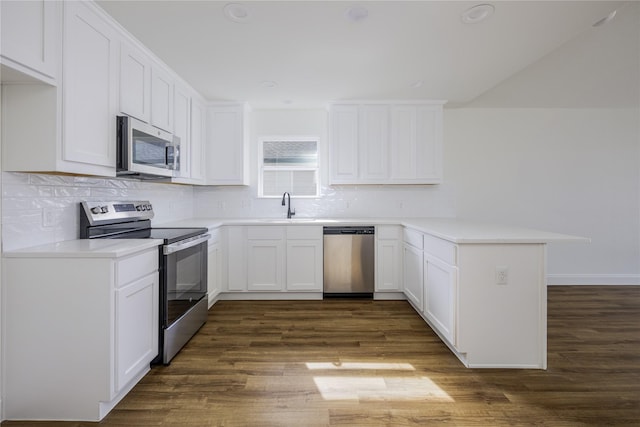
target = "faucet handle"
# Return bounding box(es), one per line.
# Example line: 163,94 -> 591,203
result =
290,208 -> 296,217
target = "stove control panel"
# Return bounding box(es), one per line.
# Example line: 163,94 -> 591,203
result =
81,200 -> 154,225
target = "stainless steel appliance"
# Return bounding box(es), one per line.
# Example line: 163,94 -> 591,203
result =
80,201 -> 209,364
323,226 -> 375,298
117,115 -> 180,179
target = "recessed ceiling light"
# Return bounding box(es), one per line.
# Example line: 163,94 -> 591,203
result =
260,80 -> 278,89
461,4 -> 495,24
410,80 -> 424,89
345,6 -> 369,23
593,10 -> 617,27
224,3 -> 250,23
282,99 -> 293,105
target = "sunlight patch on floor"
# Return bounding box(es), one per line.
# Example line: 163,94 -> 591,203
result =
312,376 -> 454,401
305,362 -> 416,371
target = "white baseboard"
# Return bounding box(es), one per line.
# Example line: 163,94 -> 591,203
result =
547,274 -> 640,285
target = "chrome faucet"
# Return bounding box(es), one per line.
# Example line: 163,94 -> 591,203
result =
281,192 -> 295,219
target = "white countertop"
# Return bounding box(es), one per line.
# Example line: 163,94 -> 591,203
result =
3,239 -> 163,258
157,217 -> 589,244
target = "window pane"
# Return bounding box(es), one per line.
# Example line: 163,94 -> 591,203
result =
263,140 -> 317,167
263,170 -> 317,197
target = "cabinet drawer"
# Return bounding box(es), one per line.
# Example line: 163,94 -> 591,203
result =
286,225 -> 322,240
247,226 -> 284,240
423,234 -> 457,265
403,228 -> 423,250
377,225 -> 401,240
116,249 -> 159,287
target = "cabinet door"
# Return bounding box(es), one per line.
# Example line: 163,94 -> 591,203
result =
62,1 -> 117,171
424,254 -> 458,345
377,239 -> 402,291
247,239 -> 285,291
390,105 -> 443,183
286,239 -> 323,291
359,105 -> 389,181
226,226 -> 247,291
403,243 -> 424,311
119,42 -> 151,122
329,105 -> 359,184
189,99 -> 206,183
1,0 -> 60,81
173,84 -> 191,179
207,241 -> 221,303
115,272 -> 159,392
206,104 -> 248,185
150,65 -> 174,132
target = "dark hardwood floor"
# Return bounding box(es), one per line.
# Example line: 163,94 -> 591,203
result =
3,286 -> 639,426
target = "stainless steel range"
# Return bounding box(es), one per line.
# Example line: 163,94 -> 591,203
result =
80,201 -> 210,364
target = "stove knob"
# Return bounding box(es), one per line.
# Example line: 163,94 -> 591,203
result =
136,205 -> 143,211
90,206 -> 101,214
101,206 -> 109,213
146,204 -> 152,211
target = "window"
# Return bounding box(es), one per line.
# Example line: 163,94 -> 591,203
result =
259,137 -> 319,197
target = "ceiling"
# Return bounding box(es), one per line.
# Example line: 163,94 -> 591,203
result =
97,1 -> 626,109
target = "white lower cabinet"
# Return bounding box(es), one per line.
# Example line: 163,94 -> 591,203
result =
376,225 -> 403,292
207,229 -> 222,305
223,225 -> 323,295
2,245 -> 159,421
423,254 -> 458,345
286,226 -> 323,291
247,226 -> 285,291
402,242 -> 424,311
115,271 -> 159,391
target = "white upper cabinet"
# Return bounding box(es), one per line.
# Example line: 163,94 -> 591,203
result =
1,0 -> 61,83
329,101 -> 444,185
329,105 -> 359,183
150,64 -> 174,132
390,104 -> 443,183
119,41 -> 151,122
359,105 -> 390,182
206,103 -> 249,185
173,82 -> 191,180
189,98 -> 206,183
61,0 -> 118,175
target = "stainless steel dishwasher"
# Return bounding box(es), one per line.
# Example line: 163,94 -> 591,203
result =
323,226 -> 375,298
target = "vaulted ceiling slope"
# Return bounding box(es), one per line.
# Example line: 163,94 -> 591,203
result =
97,1 -> 628,109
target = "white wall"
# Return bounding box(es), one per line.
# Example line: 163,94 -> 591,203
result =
1,173 -> 194,251
195,109 -> 456,219
446,108 -> 640,284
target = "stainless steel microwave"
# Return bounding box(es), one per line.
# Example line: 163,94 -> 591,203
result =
116,115 -> 180,179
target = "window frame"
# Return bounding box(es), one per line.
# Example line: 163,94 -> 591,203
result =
257,136 -> 321,199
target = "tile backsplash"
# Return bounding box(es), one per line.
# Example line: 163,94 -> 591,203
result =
1,172 -> 194,251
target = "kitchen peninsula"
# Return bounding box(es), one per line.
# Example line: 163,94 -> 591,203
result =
158,217 -> 588,369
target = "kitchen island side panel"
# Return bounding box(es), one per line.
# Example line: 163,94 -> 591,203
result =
456,244 -> 547,369
2,257 -> 114,421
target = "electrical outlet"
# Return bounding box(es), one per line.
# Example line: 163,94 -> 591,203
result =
495,266 -> 508,285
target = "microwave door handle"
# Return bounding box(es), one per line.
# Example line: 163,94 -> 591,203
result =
173,145 -> 180,171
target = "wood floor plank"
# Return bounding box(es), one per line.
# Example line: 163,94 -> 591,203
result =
2,286 -> 639,426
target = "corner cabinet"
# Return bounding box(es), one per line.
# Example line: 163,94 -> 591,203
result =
2,244 -> 160,421
2,1 -> 118,176
206,103 -> 250,185
328,101 -> 444,185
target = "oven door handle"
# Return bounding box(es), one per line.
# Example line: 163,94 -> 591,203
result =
163,234 -> 211,255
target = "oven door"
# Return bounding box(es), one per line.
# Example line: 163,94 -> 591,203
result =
162,234 -> 209,328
